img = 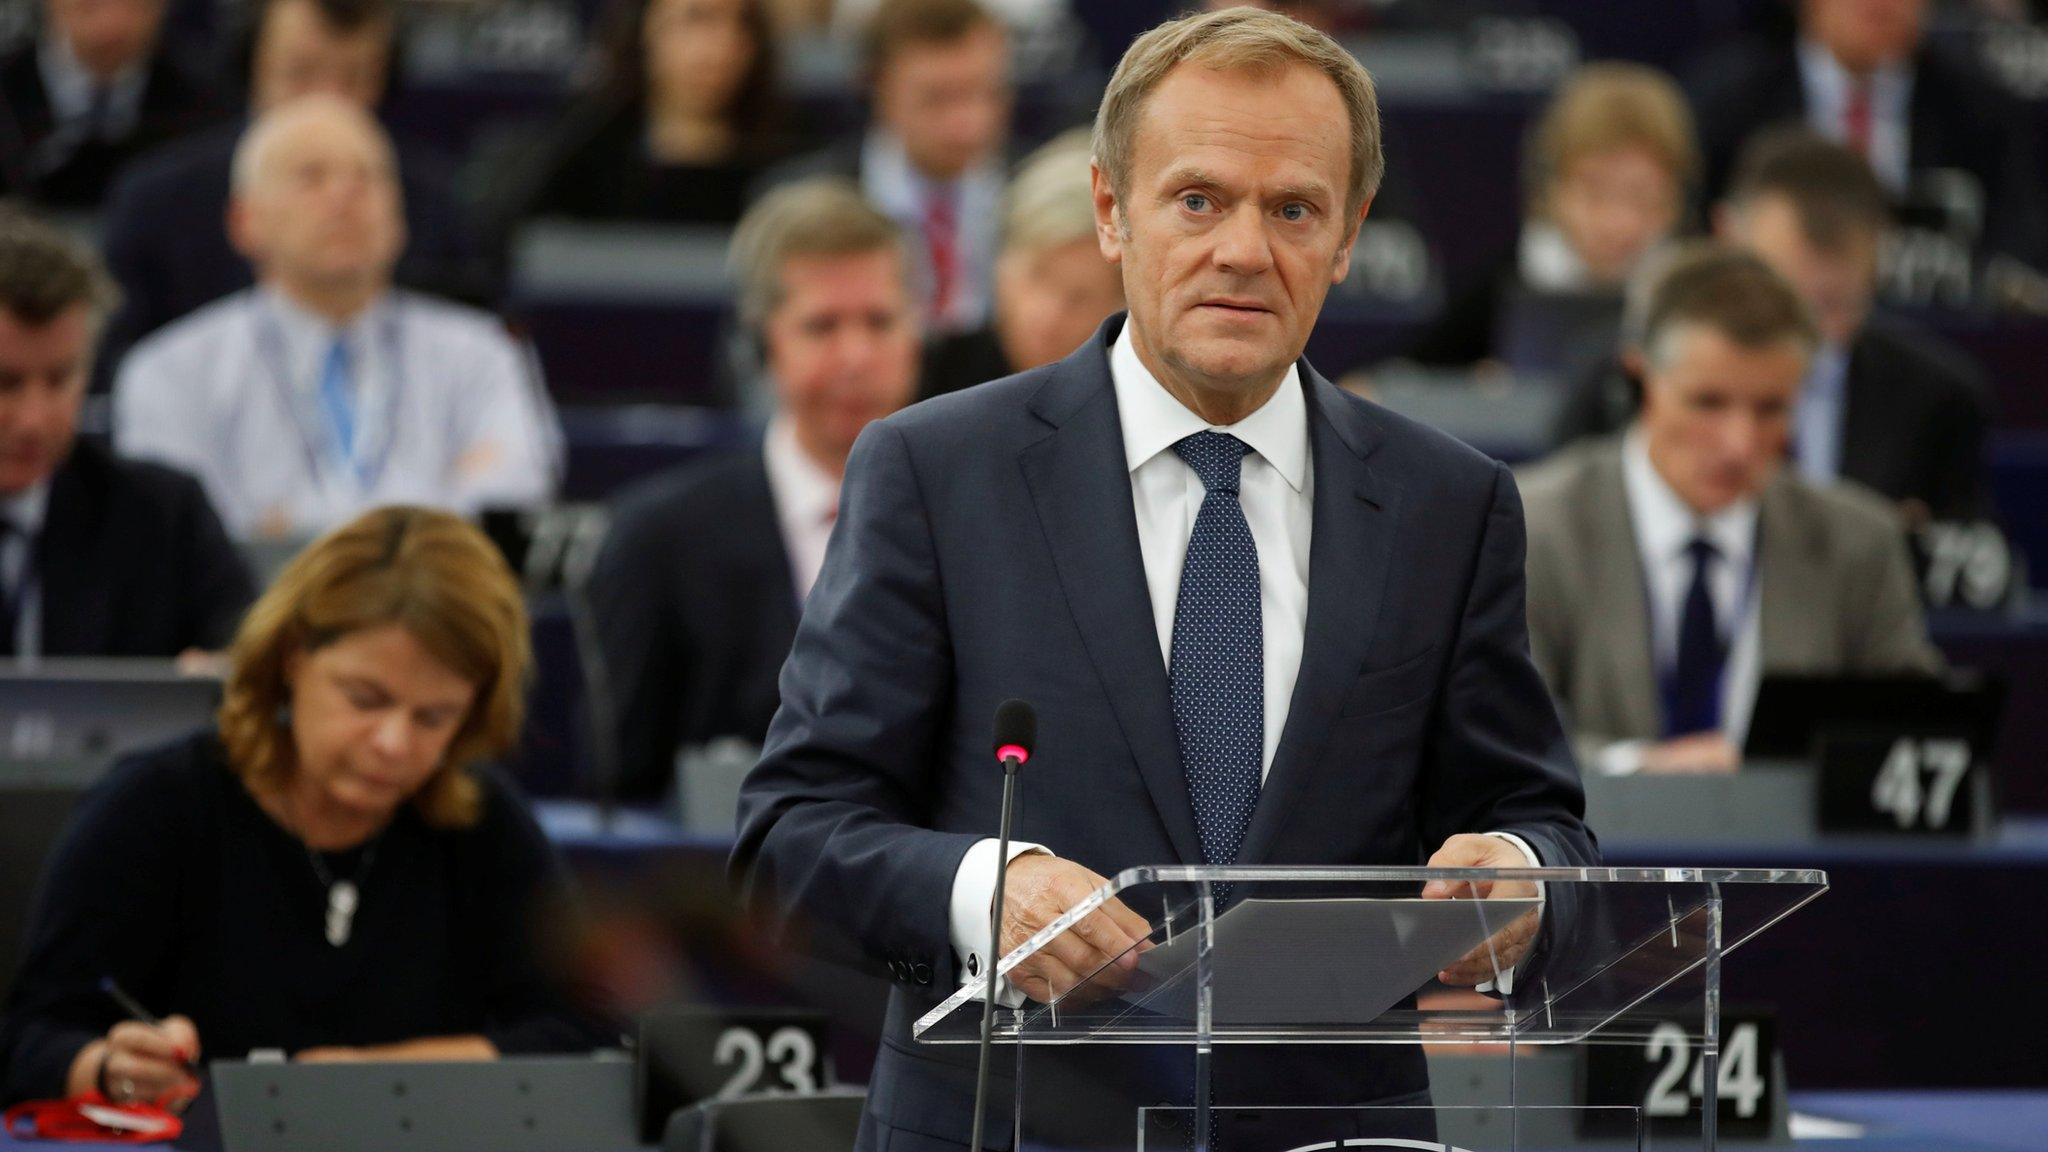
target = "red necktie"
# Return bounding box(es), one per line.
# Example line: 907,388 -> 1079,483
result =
1843,80 -> 1874,156
923,189 -> 959,326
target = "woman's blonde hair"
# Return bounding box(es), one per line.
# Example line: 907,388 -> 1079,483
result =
216,506 -> 531,828
1527,62 -> 1699,216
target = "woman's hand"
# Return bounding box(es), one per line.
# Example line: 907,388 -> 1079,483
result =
68,1016 -> 203,1109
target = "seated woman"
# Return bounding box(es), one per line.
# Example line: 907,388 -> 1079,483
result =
0,507 -> 613,1109
1401,62 -> 1697,377
479,0 -> 794,236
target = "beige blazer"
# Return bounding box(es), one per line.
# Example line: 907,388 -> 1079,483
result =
1517,436 -> 1943,750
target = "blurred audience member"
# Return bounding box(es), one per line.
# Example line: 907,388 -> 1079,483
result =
0,210 -> 251,659
0,507 -> 611,1110
759,0 -> 1011,335
112,98 -> 561,542
1555,128 -> 1990,522
0,0 -> 222,207
589,179 -> 918,801
97,0 -> 484,381
919,131 -> 1120,398
1521,244 -> 1941,776
1687,0 -> 2045,262
477,0 -> 794,241
1403,63 -> 1695,375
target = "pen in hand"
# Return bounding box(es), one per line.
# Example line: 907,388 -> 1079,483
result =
99,977 -> 199,1076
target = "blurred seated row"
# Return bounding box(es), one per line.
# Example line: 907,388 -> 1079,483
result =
0,507 -> 613,1111
110,96 -> 562,541
1556,127 -> 1991,524
0,210 -> 252,660
1521,243 -> 1944,777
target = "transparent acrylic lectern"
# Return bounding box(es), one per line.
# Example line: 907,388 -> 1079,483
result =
915,865 -> 1826,1152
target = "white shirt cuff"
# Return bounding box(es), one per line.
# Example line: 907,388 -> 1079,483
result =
948,838 -> 1049,1002
1598,740 -> 1649,776
1476,831 -> 1544,995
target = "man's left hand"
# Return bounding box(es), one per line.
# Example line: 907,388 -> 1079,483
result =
1420,834 -> 1542,987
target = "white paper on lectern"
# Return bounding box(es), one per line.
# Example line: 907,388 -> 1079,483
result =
1127,897 -> 1541,1025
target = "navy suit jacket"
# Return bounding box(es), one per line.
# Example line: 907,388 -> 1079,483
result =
732,316 -> 1596,1149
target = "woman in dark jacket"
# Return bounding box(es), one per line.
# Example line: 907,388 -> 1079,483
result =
1,506 -> 612,1109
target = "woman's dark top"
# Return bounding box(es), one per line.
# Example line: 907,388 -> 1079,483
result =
918,325 -> 1017,401
0,729 -> 613,1105
491,99 -> 791,232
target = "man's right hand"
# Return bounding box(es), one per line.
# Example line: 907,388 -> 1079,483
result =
998,855 -> 1152,1003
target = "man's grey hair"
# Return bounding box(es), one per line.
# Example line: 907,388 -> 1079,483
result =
230,94 -> 398,197
729,178 -> 909,329
1001,130 -> 1098,257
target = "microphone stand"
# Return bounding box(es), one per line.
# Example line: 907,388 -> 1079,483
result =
968,751 -> 1023,1152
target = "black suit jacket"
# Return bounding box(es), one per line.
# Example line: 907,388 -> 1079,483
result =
1551,317 -> 1990,520
0,43 -> 222,208
1686,36 -> 2047,263
732,316 -> 1596,1149
96,120 -> 487,383
24,439 -> 254,656
588,449 -> 799,802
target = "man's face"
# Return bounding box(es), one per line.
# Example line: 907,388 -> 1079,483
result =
251,0 -> 393,112
0,305 -> 91,496
1640,323 -> 1808,515
1548,147 -> 1682,286
1803,0 -> 1927,73
764,250 -> 920,471
1723,194 -> 1877,347
44,0 -> 165,80
1097,61 -> 1364,400
232,106 -> 406,291
993,237 -> 1124,372
872,22 -> 1011,182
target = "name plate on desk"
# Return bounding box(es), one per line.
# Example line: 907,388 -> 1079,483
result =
1818,732 -> 1983,836
1581,1012 -> 1783,1142
636,1007 -> 832,1142
209,1055 -> 636,1152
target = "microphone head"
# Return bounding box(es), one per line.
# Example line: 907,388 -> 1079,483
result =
992,699 -> 1036,765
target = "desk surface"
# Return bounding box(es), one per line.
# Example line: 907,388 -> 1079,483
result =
5,1091 -> 2042,1151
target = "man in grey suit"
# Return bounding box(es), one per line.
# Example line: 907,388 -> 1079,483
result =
1520,242 -> 1941,777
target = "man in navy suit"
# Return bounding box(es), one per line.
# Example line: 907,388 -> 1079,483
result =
732,9 -> 1596,1149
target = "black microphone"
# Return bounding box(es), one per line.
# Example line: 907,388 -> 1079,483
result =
969,700 -> 1035,1152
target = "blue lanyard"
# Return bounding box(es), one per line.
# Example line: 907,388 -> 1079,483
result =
250,296 -> 406,493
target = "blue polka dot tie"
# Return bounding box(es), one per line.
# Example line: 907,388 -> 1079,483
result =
1169,431 -> 1263,867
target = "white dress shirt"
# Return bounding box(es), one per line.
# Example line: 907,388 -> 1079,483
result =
0,482 -> 50,659
947,325 -> 1542,992
1798,40 -> 1914,194
36,36 -> 146,139
1794,342 -> 1851,485
113,287 -> 564,541
860,131 -> 1004,333
1599,431 -> 1764,775
762,416 -> 842,604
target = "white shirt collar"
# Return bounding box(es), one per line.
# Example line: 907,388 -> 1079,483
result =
36,35 -> 147,130
762,416 -> 841,529
1108,321 -> 1308,493
860,129 -> 1005,216
1797,39 -> 1913,120
259,284 -> 389,347
1,480 -> 51,537
1621,427 -> 1759,571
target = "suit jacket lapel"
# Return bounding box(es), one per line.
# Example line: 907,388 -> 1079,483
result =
1018,324 -> 1206,865
1238,369 -> 1394,865
34,452 -> 103,655
1758,480 -> 1828,669
1578,445 -> 1662,740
